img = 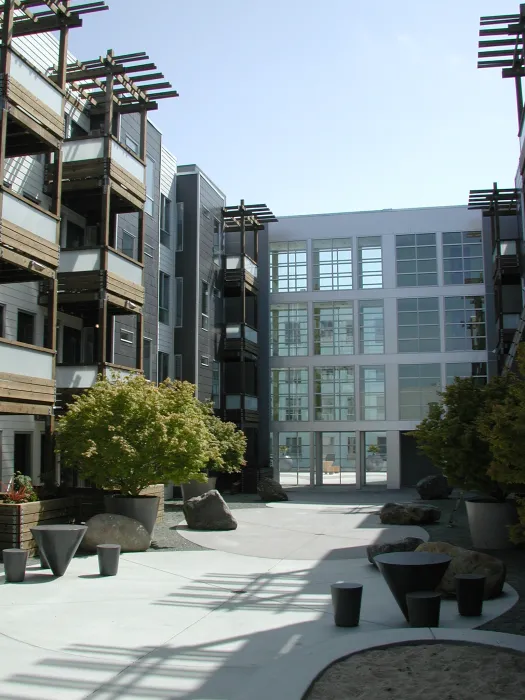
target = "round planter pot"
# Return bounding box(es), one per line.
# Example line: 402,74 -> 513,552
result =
181,477 -> 217,502
104,495 -> 159,537
465,498 -> 518,549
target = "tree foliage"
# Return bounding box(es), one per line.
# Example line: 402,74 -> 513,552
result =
55,376 -> 221,496
200,402 -> 246,474
411,376 -> 511,501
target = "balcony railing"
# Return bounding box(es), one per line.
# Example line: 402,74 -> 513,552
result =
0,338 -> 55,410
225,324 -> 258,344
56,363 -> 135,389
225,255 -> 258,278
225,395 -> 258,410
59,248 -> 143,286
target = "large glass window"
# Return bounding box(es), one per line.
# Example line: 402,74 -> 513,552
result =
278,432 -> 311,486
445,296 -> 486,351
443,231 -> 483,285
359,300 -> 384,354
446,362 -> 487,386
271,368 -> 309,421
270,303 -> 308,356
358,237 -> 383,288
158,272 -> 170,325
160,195 -> 171,248
397,297 -> 440,353
314,367 -> 355,420
399,364 -> 441,420
145,156 -> 155,216
396,233 -> 437,287
313,301 -> 353,355
360,366 -> 385,420
269,241 -> 307,292
313,238 -> 352,290
320,432 -> 356,483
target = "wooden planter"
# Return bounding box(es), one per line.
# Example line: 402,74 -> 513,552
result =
0,497 -> 77,557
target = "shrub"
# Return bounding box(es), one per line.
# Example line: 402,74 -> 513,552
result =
200,402 -> 247,475
2,472 -> 38,504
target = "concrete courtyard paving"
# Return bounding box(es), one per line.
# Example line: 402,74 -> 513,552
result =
0,492 -> 518,699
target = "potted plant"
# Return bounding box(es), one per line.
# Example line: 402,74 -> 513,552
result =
56,376 -> 217,535
181,402 -> 247,501
412,374 -> 516,548
1,472 -> 38,504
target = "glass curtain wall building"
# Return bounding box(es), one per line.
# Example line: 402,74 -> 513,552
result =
260,205 -> 493,488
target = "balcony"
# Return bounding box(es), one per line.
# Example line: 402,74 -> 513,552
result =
56,363 -> 135,390
0,189 -> 60,279
0,337 -> 55,415
57,248 -> 144,312
224,323 -> 258,358
493,240 -> 521,280
224,394 -> 259,423
59,136 -> 146,212
224,255 -> 258,289
3,48 -> 64,151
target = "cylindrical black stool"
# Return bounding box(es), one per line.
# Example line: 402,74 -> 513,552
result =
456,574 -> 485,617
330,582 -> 363,627
97,544 -> 121,576
406,591 -> 441,627
3,548 -> 28,583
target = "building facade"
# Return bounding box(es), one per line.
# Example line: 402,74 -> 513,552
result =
260,205 -> 493,489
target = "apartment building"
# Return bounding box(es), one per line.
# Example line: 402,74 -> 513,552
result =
259,206 -> 493,489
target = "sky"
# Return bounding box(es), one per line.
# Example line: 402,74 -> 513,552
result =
68,0 -> 520,216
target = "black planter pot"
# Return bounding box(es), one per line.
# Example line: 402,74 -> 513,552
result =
104,495 -> 159,537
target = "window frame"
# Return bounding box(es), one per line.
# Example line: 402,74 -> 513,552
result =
175,277 -> 183,327
358,236 -> 383,289
145,155 -> 156,217
314,366 -> 355,421
158,272 -> 170,325
359,300 -> 385,354
269,241 -> 308,293
160,194 -> 171,248
17,310 -> 36,345
313,238 -> 353,291
398,363 -> 441,420
201,280 -> 210,330
157,351 -> 169,383
397,297 -> 441,353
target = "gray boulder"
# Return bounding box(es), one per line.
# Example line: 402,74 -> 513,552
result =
183,490 -> 237,531
379,502 -> 441,525
257,478 -> 288,502
82,513 -> 150,553
367,537 -> 425,567
416,474 -> 452,500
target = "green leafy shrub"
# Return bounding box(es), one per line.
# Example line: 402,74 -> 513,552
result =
200,401 -> 247,475
2,472 -> 38,504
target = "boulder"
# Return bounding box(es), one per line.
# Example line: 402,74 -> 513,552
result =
416,541 -> 506,599
82,513 -> 150,553
183,490 -> 237,531
379,502 -> 441,525
367,537 -> 425,567
257,478 -> 289,502
416,474 -> 452,500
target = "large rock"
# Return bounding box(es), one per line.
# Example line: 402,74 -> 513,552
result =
416,474 -> 452,500
257,478 -> 289,502
183,490 -> 237,531
416,541 -> 506,599
82,513 -> 150,553
367,537 -> 425,567
379,502 -> 441,525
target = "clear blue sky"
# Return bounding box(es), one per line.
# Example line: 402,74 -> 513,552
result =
69,0 -> 519,216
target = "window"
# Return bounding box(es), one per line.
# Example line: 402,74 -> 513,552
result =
175,277 -> 183,327
313,301 -> 354,355
314,367 -> 355,420
446,362 -> 487,386
143,338 -> 152,380
159,272 -> 170,325
121,230 -> 135,259
358,237 -> 383,289
120,329 -> 133,344
360,366 -> 385,420
399,364 -> 441,420
445,296 -> 486,351
212,361 -> 220,409
269,241 -> 307,292
270,303 -> 308,356
201,355 -> 209,367
160,195 -> 171,248
145,156 -> 155,216
271,368 -> 309,421
277,432 -> 311,477
158,351 -> 169,383
0,305 -> 4,337
201,281 -> 209,330
397,297 -> 440,353
443,231 -> 483,285
124,134 -> 139,154
174,354 -> 183,380
176,202 -> 184,251
359,300 -> 384,354
65,220 -> 85,249
213,218 -> 222,264
396,233 -> 437,287
17,311 -> 35,345
313,238 -> 352,290
144,244 -> 154,258
14,433 -> 32,477
62,326 -> 81,364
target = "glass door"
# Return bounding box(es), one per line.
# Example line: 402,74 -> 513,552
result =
363,431 -> 387,485
318,431 -> 356,485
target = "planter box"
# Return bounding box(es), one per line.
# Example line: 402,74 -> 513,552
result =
0,496 -> 77,558
71,484 -> 164,525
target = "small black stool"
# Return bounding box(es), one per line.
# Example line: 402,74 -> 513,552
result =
406,591 -> 441,627
456,574 -> 485,617
3,548 -> 28,583
330,582 -> 363,627
97,544 -> 121,576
